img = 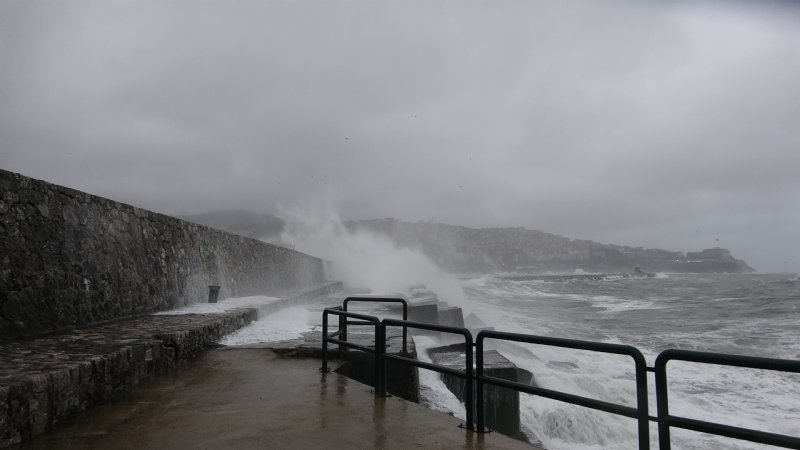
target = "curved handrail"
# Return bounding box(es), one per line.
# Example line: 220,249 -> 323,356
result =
321,307 -> 383,396
655,349 -> 800,449
475,330 -> 649,448
380,318 -> 475,430
343,297 -> 408,352
319,306 -> 800,448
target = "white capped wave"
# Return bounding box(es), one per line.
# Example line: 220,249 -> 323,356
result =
502,336 -> 800,449
453,275 -> 800,449
220,305 -> 315,345
586,295 -> 673,313
413,336 -> 468,419
277,200 -> 469,307
500,343 -> 640,448
663,361 -> 800,444
465,276 -> 555,298
153,295 -> 280,315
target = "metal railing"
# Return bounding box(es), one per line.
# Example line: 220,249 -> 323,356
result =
380,318 -> 476,430
320,307 -> 385,394
343,297 -> 408,353
475,330 -> 650,449
655,349 -> 800,450
319,307 -> 800,449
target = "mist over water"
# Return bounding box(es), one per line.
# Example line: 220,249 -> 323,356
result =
271,203 -> 798,450
276,200 -> 468,305
464,274 -> 800,450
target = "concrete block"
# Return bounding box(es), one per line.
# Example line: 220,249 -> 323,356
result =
437,307 -> 465,328
407,303 -> 439,337
333,331 -> 419,402
408,304 -> 438,323
464,312 -> 488,328
428,344 -> 533,443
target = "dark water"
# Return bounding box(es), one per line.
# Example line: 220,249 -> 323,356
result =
465,273 -> 799,359
454,273 -> 800,449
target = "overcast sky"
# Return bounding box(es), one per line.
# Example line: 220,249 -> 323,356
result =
1,0 -> 798,272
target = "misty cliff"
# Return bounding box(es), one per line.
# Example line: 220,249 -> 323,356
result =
347,218 -> 754,274
182,212 -> 754,274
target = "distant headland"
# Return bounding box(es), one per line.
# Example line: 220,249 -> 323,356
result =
183,212 -> 755,274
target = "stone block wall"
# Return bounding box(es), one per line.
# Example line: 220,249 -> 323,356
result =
0,169 -> 326,343
0,309 -> 260,447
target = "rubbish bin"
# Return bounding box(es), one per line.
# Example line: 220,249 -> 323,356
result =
208,285 -> 221,303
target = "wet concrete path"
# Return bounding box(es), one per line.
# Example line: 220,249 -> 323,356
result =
16,348 -> 538,449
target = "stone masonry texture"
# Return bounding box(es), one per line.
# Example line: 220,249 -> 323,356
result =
0,169 -> 327,343
0,308 -> 259,447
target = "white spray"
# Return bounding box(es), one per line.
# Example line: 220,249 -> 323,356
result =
276,199 -> 468,305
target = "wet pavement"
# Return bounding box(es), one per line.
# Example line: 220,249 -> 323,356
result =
15,348 -> 538,449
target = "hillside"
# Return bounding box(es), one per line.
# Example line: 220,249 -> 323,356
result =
182,212 -> 754,274
347,219 -> 754,273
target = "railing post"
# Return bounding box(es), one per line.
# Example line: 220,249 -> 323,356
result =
338,313 -> 347,353
374,320 -> 383,397
342,297 -> 408,353
341,301 -> 349,350
476,333 -> 486,433
401,303 -> 408,353
655,354 -> 671,450
631,352 -> 650,450
321,310 -> 329,373
464,331 -> 474,431
377,322 -> 387,397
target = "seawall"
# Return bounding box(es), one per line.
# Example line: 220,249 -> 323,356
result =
0,168 -> 327,343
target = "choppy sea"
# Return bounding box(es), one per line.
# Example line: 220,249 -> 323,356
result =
430,273 -> 800,450
215,272 -> 799,449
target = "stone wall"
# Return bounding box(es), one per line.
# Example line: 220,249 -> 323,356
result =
0,308 -> 261,447
0,169 -> 327,343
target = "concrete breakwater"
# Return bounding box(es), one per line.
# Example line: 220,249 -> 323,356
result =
380,291 -> 534,443
251,292 -> 528,432
0,169 -> 327,343
1,169 -> 531,446
429,344 -> 534,441
0,168 -> 336,446
11,348 -> 538,450
0,307 -> 257,447
0,281 -> 341,448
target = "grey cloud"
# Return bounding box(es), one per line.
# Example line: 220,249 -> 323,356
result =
1,0 -> 799,272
